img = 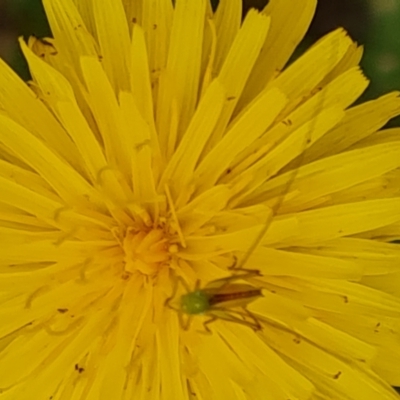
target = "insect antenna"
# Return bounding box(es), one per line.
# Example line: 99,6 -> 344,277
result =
233,31 -> 345,272
231,124 -> 310,273
234,156 -> 301,271
164,275 -> 198,330
165,29 -> 346,334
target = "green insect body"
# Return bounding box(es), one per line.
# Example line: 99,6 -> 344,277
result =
166,270 -> 263,332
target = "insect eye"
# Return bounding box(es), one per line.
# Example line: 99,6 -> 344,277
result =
181,291 -> 210,315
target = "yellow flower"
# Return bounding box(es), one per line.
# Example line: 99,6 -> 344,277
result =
1,0 -> 400,398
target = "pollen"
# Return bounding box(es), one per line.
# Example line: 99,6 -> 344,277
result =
122,227 -> 173,276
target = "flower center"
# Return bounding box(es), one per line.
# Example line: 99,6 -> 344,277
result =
122,228 -> 176,276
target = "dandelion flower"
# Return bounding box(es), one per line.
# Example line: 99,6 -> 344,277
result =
1,0 -> 400,399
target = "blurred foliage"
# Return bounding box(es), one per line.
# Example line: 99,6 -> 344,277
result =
0,0 -> 399,393
7,0 -> 49,35
2,0 -> 400,114
363,0 -> 400,127
0,0 -> 50,79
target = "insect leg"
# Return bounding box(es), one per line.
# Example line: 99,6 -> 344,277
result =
209,270 -> 261,291
164,274 -> 192,309
230,270 -> 262,280
164,276 -> 179,310
241,307 -> 262,331
201,316 -> 217,335
209,309 -> 262,331
226,252 -> 262,277
181,313 -> 193,331
228,255 -> 238,270
228,255 -> 261,274
227,252 -> 262,281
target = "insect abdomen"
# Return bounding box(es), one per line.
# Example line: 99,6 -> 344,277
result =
209,289 -> 262,306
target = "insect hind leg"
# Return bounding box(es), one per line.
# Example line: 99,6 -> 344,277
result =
241,307 -> 262,331
228,255 -> 262,277
206,308 -> 262,332
199,316 -> 217,335
164,274 -> 193,309
212,269 -> 262,291
181,313 -> 194,331
164,274 -> 197,331
220,307 -> 262,332
228,254 -> 239,270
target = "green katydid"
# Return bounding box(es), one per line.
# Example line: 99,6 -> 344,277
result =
165,269 -> 263,333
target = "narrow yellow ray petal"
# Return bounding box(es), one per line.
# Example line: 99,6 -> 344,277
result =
0,114 -> 104,211
0,226 -> 60,246
119,92 -> 158,209
88,283 -> 149,400
182,215 -> 299,258
43,0 -> 98,69
0,269 -> 117,339
270,29 -> 353,105
164,0 -> 206,134
303,92 -> 400,163
157,319 -> 187,399
249,246 -> 362,280
217,324 -> 315,399
80,57 -> 131,178
195,332 -> 255,399
141,0 -> 173,77
9,303 -> 118,400
130,25 -> 156,136
0,207 -> 51,230
117,280 -> 154,398
209,10 -> 270,146
0,59 -> 83,174
362,272 -> 400,299
228,66 -> 369,195
71,0 -> 96,36
121,0 -> 142,26
0,330 -> 69,388
262,321 -> 399,400
0,176 -> 111,231
177,185 -> 231,235
239,0 -> 317,106
92,0 -> 131,92
268,276 -> 400,318
21,44 -> 133,204
296,317 -> 377,365
57,101 -> 131,205
294,238 -> 400,276
214,0 -> 242,72
195,87 -> 287,191
258,141 -> 400,213
312,311 -> 400,387
229,107 -> 344,207
0,240 -> 115,266
374,345 -> 400,387
0,159 -> 59,202
285,198 -> 400,246
160,79 -> 226,195
199,16 -> 217,97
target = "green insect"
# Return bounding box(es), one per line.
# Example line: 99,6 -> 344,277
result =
165,269 -> 263,333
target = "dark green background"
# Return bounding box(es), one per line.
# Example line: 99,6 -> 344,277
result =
0,0 -> 399,393
2,0 -> 400,109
